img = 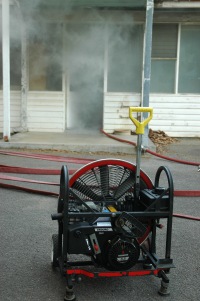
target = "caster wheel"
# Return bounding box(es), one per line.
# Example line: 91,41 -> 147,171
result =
158,280 -> 170,296
64,286 -> 76,301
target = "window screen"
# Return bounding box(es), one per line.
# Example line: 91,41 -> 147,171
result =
152,24 -> 177,58
178,25 -> 200,94
29,23 -> 62,91
151,24 -> 178,93
107,24 -> 143,93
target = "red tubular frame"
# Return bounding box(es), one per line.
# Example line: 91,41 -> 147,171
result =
66,268 -> 162,278
65,269 -> 163,278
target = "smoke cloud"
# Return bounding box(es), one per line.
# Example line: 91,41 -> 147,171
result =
64,22 -> 104,129
8,2 -> 140,130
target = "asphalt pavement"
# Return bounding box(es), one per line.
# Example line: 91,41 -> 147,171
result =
0,139 -> 199,301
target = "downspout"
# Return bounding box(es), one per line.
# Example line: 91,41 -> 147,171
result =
141,0 -> 154,148
18,0 -> 28,131
2,0 -> 11,141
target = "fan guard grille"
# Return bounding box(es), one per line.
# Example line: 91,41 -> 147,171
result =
70,160 -> 152,205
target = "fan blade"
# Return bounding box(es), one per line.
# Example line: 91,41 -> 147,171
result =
99,165 -> 109,196
113,173 -> 135,200
70,189 -> 95,212
72,180 -> 101,202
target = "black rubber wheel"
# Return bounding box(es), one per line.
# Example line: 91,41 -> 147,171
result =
57,165 -> 70,213
51,234 -> 59,268
64,286 -> 76,301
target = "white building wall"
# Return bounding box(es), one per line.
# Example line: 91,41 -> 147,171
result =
103,93 -> 141,133
1,91 -> 199,137
0,91 -> 21,133
149,95 -> 200,137
27,91 -> 65,132
103,93 -> 200,137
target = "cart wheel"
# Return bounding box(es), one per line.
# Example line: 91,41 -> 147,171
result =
158,279 -> 170,296
51,234 -> 59,268
58,165 -> 69,213
64,286 -> 76,301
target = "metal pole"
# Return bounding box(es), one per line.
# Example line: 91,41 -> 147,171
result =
2,0 -> 11,141
129,107 -> 153,200
21,14 -> 28,131
141,0 -> 154,149
135,134 -> 142,200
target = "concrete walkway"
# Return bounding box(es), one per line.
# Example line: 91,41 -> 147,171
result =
0,130 -> 156,154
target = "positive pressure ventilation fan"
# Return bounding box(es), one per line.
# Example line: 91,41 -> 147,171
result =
51,107 -> 175,301
55,159 -> 154,272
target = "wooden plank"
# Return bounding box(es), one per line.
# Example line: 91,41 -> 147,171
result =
28,106 -> 63,112
105,102 -> 139,108
150,97 -> 200,103
104,119 -> 133,126
153,114 -> 200,120
28,116 -> 64,123
150,103 -> 200,109
153,118 -> 200,125
152,110 -> 200,115
28,124 -> 63,130
104,113 -> 130,119
28,128 -> 63,133
105,106 -> 136,111
150,125 -> 200,132
28,100 -> 63,105
28,111 -> 64,118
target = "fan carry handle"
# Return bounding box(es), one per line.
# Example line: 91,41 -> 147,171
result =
129,107 -> 153,134
129,107 -> 153,200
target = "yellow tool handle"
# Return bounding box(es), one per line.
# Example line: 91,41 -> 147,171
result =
129,107 -> 153,135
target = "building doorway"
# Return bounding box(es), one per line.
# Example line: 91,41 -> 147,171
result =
65,24 -> 104,131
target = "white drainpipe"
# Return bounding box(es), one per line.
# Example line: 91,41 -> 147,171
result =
2,0 -> 10,141
141,0 -> 154,149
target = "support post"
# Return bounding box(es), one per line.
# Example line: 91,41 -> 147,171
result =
141,0 -> 154,149
2,0 -> 11,141
21,17 -> 28,131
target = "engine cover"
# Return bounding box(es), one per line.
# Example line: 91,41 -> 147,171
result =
105,236 -> 140,271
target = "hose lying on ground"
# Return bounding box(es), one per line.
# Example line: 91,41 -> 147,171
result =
0,138 -> 199,221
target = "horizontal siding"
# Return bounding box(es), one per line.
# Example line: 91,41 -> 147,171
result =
150,95 -> 200,137
0,91 -> 21,133
104,93 -> 200,137
1,91 -> 199,137
27,92 -> 65,132
152,114 -> 199,120
104,93 -> 141,133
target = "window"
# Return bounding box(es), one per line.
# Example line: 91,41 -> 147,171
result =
107,24 -> 143,93
178,25 -> 200,94
10,40 -> 21,91
29,23 -> 62,91
150,24 -> 178,93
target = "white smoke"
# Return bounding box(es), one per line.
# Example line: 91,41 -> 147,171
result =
9,2 -> 140,130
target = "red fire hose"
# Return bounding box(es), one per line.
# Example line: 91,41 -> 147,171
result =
0,142 -> 199,221
0,150 -> 94,164
101,130 -> 200,167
